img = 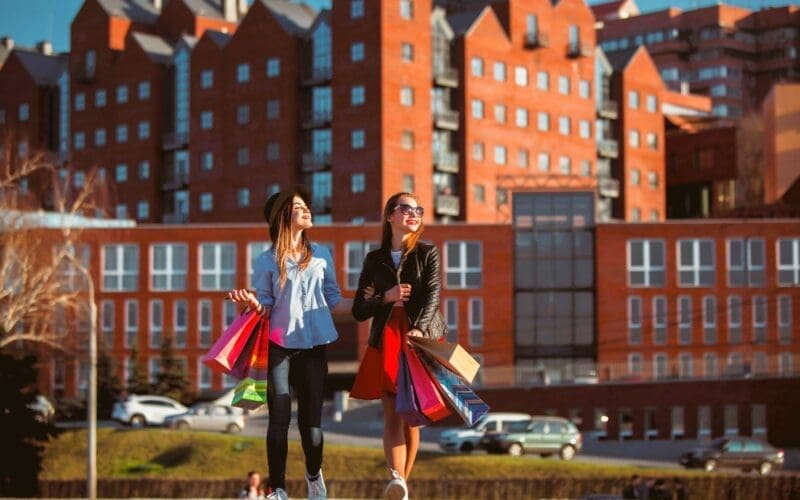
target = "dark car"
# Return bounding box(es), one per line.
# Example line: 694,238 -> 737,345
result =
679,436 -> 784,475
480,416 -> 582,460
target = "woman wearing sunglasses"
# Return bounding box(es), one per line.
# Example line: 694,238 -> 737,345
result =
228,186 -> 362,500
350,192 -> 444,500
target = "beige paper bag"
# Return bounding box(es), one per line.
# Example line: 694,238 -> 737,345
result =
409,336 -> 480,384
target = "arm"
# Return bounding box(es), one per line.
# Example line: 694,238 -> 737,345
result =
252,253 -> 274,316
352,254 -> 384,321
411,246 -> 441,333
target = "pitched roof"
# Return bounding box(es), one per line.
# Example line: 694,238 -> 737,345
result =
591,0 -> 626,18
446,7 -> 486,36
205,30 -> 231,48
259,0 -> 317,35
97,0 -> 160,24
605,46 -> 640,71
131,32 -> 174,64
14,49 -> 67,86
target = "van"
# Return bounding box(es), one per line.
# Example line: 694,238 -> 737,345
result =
438,412 -> 530,452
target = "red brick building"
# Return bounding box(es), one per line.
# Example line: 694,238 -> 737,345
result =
762,83 -> 800,209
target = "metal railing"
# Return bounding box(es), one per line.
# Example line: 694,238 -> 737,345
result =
433,66 -> 459,87
433,109 -> 459,130
597,138 -> 619,158
433,151 -> 459,173
435,194 -> 460,217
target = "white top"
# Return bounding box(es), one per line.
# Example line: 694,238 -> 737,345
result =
391,250 -> 402,267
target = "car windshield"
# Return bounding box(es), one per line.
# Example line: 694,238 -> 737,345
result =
507,420 -> 532,432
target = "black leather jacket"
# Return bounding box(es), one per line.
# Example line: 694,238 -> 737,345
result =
352,243 -> 442,349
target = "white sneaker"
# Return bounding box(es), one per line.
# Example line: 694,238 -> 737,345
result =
306,469 -> 327,499
384,469 -> 408,500
266,488 -> 288,500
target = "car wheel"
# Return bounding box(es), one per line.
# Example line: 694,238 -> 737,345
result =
226,423 -> 241,434
460,442 -> 474,453
129,414 -> 146,428
704,459 -> 717,472
176,421 -> 190,431
507,443 -> 524,456
758,462 -> 772,476
560,445 -> 576,461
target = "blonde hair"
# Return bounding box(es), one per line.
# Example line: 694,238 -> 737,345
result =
381,192 -> 424,256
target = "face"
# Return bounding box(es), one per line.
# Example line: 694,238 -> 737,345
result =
248,473 -> 260,487
290,195 -> 312,231
387,195 -> 423,235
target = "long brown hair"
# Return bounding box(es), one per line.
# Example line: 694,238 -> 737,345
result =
381,192 -> 424,256
269,192 -> 312,288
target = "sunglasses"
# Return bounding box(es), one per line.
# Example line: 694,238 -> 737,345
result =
394,203 -> 424,217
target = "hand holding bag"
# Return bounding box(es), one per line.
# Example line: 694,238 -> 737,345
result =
409,336 -> 481,384
395,350 -> 432,427
406,346 -> 451,422
202,309 -> 261,375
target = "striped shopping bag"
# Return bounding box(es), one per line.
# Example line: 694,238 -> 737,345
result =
417,351 -> 489,426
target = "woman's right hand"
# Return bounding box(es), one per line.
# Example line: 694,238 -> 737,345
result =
228,288 -> 260,311
383,283 -> 411,304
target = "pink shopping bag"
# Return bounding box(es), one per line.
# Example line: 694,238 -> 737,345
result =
202,309 -> 261,375
407,346 -> 451,422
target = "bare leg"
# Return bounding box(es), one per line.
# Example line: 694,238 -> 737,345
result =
403,423 -> 420,479
381,395 -> 407,477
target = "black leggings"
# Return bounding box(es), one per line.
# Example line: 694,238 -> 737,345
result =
266,342 -> 327,491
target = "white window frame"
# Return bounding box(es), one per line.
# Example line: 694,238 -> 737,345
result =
628,353 -> 642,375
124,299 -> 138,349
344,241 -> 379,290
677,239 -> 715,287
468,297 -> 483,347
102,244 -> 139,292
444,241 -> 482,289
752,294 -> 767,343
778,295 -> 792,344
514,66 -> 528,86
652,295 -> 667,345
149,299 -> 163,348
444,297 -> 458,344
627,239 -> 665,287
198,359 -> 212,390
678,353 -> 693,378
777,238 -> 800,286
150,243 -> 188,291
653,353 -> 668,379
628,296 -> 642,345
678,295 -> 692,345
702,295 -> 717,345
198,299 -> 213,348
101,300 -> 114,348
198,243 -> 236,291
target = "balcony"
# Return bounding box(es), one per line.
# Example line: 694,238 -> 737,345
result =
598,100 -> 618,120
302,65 -> 332,86
598,177 -> 620,198
163,212 -> 189,224
433,151 -> 459,173
597,138 -> 619,159
301,151 -> 331,172
162,166 -> 189,191
566,41 -> 593,58
433,109 -> 459,130
162,131 -> 189,151
523,31 -> 549,49
433,67 -> 459,88
435,194 -> 460,217
302,109 -> 332,129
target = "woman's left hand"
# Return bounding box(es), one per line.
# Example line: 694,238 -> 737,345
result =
407,328 -> 424,338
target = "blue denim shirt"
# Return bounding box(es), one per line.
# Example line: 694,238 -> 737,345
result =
253,243 -> 342,349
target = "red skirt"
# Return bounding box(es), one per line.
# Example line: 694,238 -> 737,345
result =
350,307 -> 409,399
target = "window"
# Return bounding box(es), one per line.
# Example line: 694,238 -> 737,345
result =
628,296 -> 642,345
94,128 -> 106,147
470,142 -> 483,161
351,0 -> 364,17
537,112 -> 549,131
266,143 -> 280,161
172,300 -> 188,347
99,300 -> 115,349
137,201 -> 149,220
494,104 -> 506,123
149,299 -> 163,348
137,121 -> 150,140
233,188 -> 248,208
198,299 -> 213,347
678,296 -> 692,344
351,85 -> 365,106
399,130 -> 414,150
124,300 -> 138,349
727,238 -> 765,286
471,57 -> 483,77
580,160 -> 591,177
653,296 -> 667,344
778,295 -> 792,344
74,132 -> 86,150
558,76 -> 570,95
630,169 -> 641,186
236,63 -> 250,83
517,149 -> 529,168
351,129 -> 365,149
559,156 -> 571,175
753,295 -> 767,343
538,153 -> 550,172
116,204 -> 127,219
679,353 -> 693,378
514,66 -> 528,86
265,57 -> 280,77
266,99 -> 280,120
654,353 -> 668,379
199,243 -> 236,290
677,239 -> 715,287
515,108 -> 528,128
628,90 -> 639,109
402,174 -> 414,193
200,111 -> 213,130
200,193 -> 213,212
468,298 -> 483,346
351,173 -> 365,193
579,120 -> 590,139
537,71 -> 549,91
628,240 -> 665,287
247,241 -> 272,288
74,171 -> 85,188
646,94 -> 657,112
201,152 -> 213,171
237,147 -> 249,166
444,298 -> 458,343
647,132 -> 658,150
648,171 -> 659,189
151,244 -> 187,291
198,360 -> 211,389
728,295 -> 742,344
401,42 -> 414,62
493,61 -> 506,82
345,241 -> 379,289
724,405 -> 738,435
400,86 -> 414,106
471,99 -> 484,119
138,81 -> 150,100
494,145 -> 507,165
445,242 -> 482,288
74,93 -> 86,111
116,124 -> 128,143
236,104 -> 250,125
137,161 -> 150,180
579,80 -> 590,99
629,130 -> 640,148
777,238 -> 800,286
102,244 -> 139,291
703,296 -> 717,344
115,164 -> 128,183
350,43 -> 364,62
95,90 -> 106,108
629,353 -> 642,375
400,0 -> 413,19
558,116 -> 570,135
779,352 -> 793,375
200,69 -> 213,89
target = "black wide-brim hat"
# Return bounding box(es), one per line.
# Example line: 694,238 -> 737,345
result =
263,184 -> 312,226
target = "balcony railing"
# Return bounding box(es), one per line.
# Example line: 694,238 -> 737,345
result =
302,65 -> 332,86
302,109 -> 332,129
524,31 -> 549,49
567,41 -> 593,58
598,177 -> 620,198
301,151 -> 331,172
433,151 -> 459,174
597,138 -> 619,159
162,166 -> 189,191
162,131 -> 189,151
598,100 -> 619,120
435,194 -> 460,217
433,66 -> 459,88
433,109 -> 459,130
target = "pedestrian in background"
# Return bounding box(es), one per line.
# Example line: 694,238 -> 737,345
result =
238,470 -> 265,500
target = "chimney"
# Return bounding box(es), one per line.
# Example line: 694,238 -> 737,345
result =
1,37 -> 13,50
223,0 -> 237,22
36,40 -> 53,55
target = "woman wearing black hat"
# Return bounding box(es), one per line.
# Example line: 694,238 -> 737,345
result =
228,186 -> 361,500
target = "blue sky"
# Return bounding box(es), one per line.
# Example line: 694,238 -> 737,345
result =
0,0 -> 794,53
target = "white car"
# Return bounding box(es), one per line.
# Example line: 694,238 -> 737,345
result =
439,412 -> 531,452
112,394 -> 187,427
164,404 -> 246,433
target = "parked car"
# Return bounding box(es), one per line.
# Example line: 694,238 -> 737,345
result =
112,394 -> 187,427
28,395 -> 56,423
679,436 -> 784,475
439,412 -> 530,453
480,415 -> 583,460
164,404 -> 245,433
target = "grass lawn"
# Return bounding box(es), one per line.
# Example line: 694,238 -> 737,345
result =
42,428 -> 689,480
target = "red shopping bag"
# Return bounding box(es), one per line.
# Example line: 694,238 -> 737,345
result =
202,309 -> 261,375
233,319 -> 270,410
406,346 -> 451,422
